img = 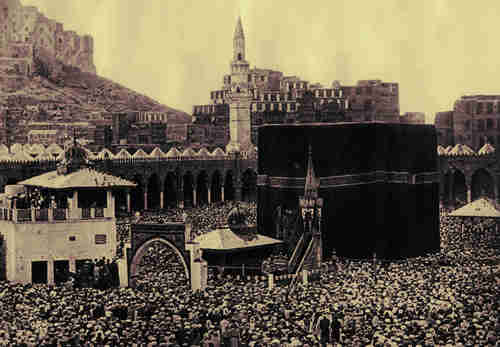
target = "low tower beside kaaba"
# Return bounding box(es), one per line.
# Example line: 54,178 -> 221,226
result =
257,122 -> 441,260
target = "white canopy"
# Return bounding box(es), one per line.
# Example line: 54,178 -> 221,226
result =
449,198 -> 500,218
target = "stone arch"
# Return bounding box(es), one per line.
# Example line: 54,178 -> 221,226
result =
147,173 -> 161,210
129,238 -> 189,287
164,172 -> 177,208
471,168 -> 494,200
224,171 -> 235,201
242,168 -> 257,202
130,174 -> 144,211
453,170 -> 467,207
211,171 -> 222,203
196,171 -> 209,206
183,172 -> 194,207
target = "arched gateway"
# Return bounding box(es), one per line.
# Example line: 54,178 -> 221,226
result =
128,223 -> 190,286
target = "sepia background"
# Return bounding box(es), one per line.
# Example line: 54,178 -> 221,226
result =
20,0 -> 500,124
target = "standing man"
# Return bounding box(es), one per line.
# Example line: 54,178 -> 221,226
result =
318,313 -> 330,347
330,314 -> 342,345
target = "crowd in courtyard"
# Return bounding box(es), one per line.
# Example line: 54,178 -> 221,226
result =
116,201 -> 258,244
0,203 -> 498,346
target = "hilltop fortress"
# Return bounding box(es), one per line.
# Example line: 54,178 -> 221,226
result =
0,0 -> 95,90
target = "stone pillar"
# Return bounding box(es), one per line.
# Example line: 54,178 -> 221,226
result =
47,260 -> 54,285
69,258 -> 76,273
234,182 -> 242,201
71,190 -> 79,219
221,185 -> 225,202
302,269 -> 309,285
160,191 -> 164,209
207,187 -> 211,205
193,185 -> 197,207
494,175 -> 499,203
118,257 -> 129,287
178,178 -> 184,209
126,191 -> 131,213
448,172 -> 454,208
144,186 -> 148,211
467,185 -> 472,204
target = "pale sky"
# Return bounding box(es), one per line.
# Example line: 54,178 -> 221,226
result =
20,0 -> 500,123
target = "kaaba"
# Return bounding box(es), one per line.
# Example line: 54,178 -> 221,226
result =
257,122 -> 440,260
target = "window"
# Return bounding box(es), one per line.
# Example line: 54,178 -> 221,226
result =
464,120 -> 470,130
326,89 -> 332,97
364,100 -> 372,111
261,76 -> 265,82
356,88 -> 361,95
274,103 -> 279,111
487,118 -> 493,129
319,90 -> 325,98
290,103 -> 296,111
488,136 -> 494,144
465,102 -> 472,115
95,234 -> 107,245
477,102 -> 483,114
258,103 -> 263,111
487,103 -> 493,114
228,76 -> 231,84
477,119 -> 485,131
271,94 -> 276,101
264,94 -> 269,102
237,53 -> 242,61
282,103 -> 287,112
265,103 -> 270,111
248,74 -> 251,82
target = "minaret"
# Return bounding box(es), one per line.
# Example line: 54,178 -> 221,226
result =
226,16 -> 252,154
304,144 -> 320,200
299,144 -> 323,269
233,16 -> 245,62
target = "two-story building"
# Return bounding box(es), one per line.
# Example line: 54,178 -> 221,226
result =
0,145 -> 135,285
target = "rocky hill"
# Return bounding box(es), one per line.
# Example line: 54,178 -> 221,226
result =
0,64 -> 190,120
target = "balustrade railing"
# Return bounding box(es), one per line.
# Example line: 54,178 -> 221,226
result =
95,207 -> 104,218
17,209 -> 32,223
35,208 -> 49,222
0,207 -> 111,223
53,208 -> 67,221
81,208 -> 91,220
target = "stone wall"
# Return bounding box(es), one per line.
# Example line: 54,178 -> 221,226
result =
0,0 -> 96,79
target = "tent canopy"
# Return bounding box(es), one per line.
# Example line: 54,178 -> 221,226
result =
449,198 -> 500,218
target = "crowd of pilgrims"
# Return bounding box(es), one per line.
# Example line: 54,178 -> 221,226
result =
0,203 -> 499,346
116,201 -> 258,244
